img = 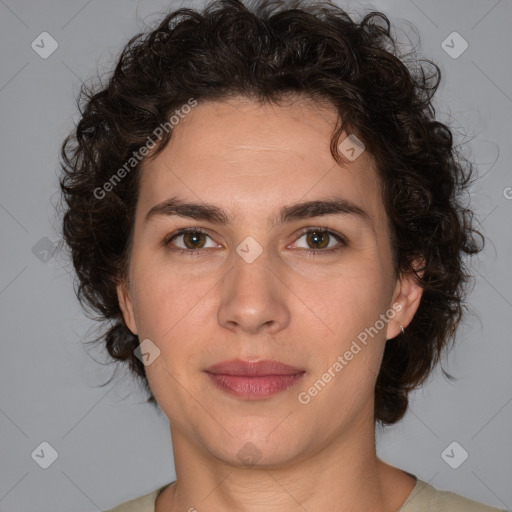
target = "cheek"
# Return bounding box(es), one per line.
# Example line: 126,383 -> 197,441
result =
309,259 -> 392,334
297,259 -> 392,396
129,254 -> 219,361
129,262 -> 214,408
130,242 -> 195,318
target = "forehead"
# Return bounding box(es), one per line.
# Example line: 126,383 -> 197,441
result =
138,96 -> 385,228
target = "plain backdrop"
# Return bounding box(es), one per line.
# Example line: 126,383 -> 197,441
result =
0,0 -> 511,510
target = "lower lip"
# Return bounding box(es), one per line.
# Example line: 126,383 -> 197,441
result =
205,372 -> 305,400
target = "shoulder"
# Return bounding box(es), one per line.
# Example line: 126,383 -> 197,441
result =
400,479 -> 506,512
103,483 -> 172,512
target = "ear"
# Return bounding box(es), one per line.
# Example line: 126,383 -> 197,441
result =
385,264 -> 424,340
117,280 -> 138,335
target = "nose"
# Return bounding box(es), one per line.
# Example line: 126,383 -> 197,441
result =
217,245 -> 291,336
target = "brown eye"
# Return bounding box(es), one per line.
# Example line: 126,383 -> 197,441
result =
291,227 -> 346,256
164,228 -> 218,252
305,230 -> 330,249
182,231 -> 207,249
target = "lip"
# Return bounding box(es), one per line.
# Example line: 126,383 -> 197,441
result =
204,359 -> 305,400
205,359 -> 303,376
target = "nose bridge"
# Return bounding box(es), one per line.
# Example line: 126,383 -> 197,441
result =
217,237 -> 290,334
229,237 -> 277,303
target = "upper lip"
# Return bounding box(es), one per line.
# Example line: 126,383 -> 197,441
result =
205,359 -> 304,376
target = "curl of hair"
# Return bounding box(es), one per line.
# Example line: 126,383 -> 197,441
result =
59,0 -> 482,424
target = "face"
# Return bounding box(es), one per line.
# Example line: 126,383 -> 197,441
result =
117,95 -> 422,468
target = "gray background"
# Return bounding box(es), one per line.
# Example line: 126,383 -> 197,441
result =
0,0 -> 511,510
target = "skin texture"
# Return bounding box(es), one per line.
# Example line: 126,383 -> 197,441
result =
117,96 -> 423,511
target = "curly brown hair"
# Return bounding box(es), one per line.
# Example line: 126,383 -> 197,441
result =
59,0 -> 482,425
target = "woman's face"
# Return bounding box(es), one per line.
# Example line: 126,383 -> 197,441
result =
118,96 -> 421,467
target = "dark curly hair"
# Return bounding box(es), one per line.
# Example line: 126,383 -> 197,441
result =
59,0 -> 482,425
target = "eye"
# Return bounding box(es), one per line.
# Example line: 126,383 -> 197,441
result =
163,226 -> 346,257
164,228 -> 219,254
291,227 -> 346,256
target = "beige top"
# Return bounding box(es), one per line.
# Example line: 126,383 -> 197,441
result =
104,476 -> 506,511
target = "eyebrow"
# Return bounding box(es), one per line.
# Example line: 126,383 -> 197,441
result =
144,196 -> 371,229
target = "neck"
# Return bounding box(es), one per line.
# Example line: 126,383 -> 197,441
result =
157,411 -> 416,512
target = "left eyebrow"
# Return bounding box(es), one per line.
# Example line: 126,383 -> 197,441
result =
144,196 -> 371,229
275,197 -> 370,228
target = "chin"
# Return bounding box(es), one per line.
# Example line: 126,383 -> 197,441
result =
199,423 -> 312,469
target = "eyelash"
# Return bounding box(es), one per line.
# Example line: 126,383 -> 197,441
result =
163,226 -> 346,257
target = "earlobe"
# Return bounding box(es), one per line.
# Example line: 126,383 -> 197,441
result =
116,281 -> 138,335
386,269 -> 423,340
